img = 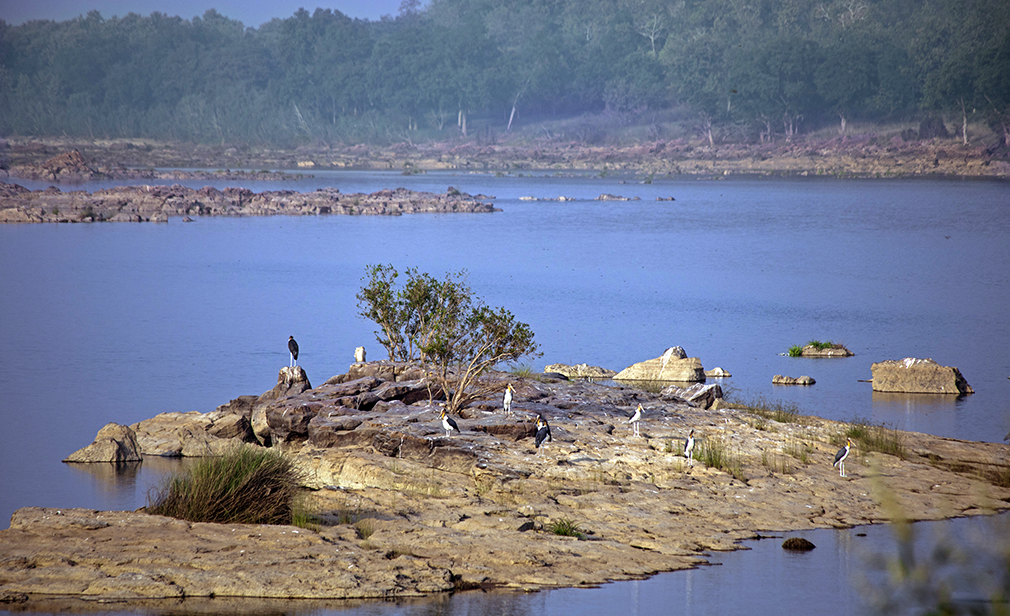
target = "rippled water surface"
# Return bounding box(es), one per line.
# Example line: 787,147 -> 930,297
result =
1,171 -> 1008,614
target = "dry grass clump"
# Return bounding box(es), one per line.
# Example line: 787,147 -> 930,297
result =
147,445 -> 303,525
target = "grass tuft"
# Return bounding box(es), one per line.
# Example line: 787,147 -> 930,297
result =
549,518 -> 583,538
147,445 -> 303,525
728,395 -> 804,424
697,437 -> 745,481
788,345 -> 804,357
835,417 -> 906,460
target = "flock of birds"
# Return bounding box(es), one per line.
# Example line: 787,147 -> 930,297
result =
286,337 -> 856,477
441,388 -> 854,476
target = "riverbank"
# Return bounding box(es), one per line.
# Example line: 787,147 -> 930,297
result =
3,135 -> 1008,180
2,364 -> 1008,608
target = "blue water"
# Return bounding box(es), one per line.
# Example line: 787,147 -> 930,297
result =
1,171 -> 1009,614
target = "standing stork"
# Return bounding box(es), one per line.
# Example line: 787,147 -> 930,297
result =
684,429 -> 695,466
288,336 -> 299,367
535,415 -> 553,452
503,383 -> 514,416
630,404 -> 642,437
834,438 -> 853,477
440,409 -> 461,437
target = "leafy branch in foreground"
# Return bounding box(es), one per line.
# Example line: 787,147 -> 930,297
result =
356,264 -> 541,413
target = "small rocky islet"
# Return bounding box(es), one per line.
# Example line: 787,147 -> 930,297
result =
1,354 -> 1007,606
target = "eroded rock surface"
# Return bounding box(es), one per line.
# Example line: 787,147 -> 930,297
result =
871,358 -> 974,394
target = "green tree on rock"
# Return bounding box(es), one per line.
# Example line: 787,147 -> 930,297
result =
356,264 -> 540,414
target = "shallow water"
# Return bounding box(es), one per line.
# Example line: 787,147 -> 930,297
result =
1,171 -> 1008,614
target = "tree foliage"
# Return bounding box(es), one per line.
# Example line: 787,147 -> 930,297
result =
1,0 -> 1008,143
356,265 -> 540,414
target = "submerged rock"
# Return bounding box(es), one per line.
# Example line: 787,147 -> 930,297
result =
773,375 -> 816,385
871,358 -> 973,395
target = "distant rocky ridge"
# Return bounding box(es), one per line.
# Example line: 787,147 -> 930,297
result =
4,135 -> 1007,180
0,181 -> 497,223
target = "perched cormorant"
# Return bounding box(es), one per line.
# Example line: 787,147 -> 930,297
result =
834,438 -> 853,477
440,409 -> 461,437
288,336 -> 299,367
629,404 -> 642,437
684,429 -> 695,466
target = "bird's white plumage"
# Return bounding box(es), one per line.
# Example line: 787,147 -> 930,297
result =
833,438 -> 852,477
630,404 -> 642,437
684,429 -> 695,466
503,383 -> 514,416
440,410 -> 460,437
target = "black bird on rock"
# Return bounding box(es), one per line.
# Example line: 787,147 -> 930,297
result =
288,336 -> 299,367
535,416 -> 553,451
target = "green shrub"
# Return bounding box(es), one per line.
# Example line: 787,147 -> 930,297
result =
806,339 -> 836,350
788,345 -> 804,357
147,445 -> 303,525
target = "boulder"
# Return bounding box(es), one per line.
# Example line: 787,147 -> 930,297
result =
661,383 -> 724,409
265,403 -> 321,444
614,347 -> 704,382
705,367 -> 731,378
544,363 -> 617,379
354,346 -> 366,362
773,375 -> 816,385
871,358 -> 973,394
63,423 -> 142,463
307,413 -> 365,448
251,367 -> 313,445
130,412 -> 239,457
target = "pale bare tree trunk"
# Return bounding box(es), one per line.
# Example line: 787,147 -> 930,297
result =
959,98 -> 969,145
838,111 -> 847,136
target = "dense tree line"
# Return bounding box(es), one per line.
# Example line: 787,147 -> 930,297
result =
1,0 -> 1008,145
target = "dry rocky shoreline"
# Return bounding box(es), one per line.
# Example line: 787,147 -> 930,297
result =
2,360 -> 1008,609
2,135 -> 1008,182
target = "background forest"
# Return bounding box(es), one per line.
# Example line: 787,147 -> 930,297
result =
1,0 -> 1008,146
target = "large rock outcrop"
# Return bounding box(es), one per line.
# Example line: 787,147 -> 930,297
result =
12,361 -> 1010,606
63,423 -> 142,463
614,347 -> 705,382
871,358 -> 974,395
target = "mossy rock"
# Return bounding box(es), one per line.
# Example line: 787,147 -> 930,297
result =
782,537 -> 816,551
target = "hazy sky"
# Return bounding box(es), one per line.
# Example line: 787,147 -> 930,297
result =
0,0 -> 406,27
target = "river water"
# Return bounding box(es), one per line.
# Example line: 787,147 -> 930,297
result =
1,170 -> 1008,614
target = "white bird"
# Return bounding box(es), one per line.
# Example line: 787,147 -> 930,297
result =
684,429 -> 695,466
440,409 -> 460,437
834,438 -> 853,477
535,416 -> 552,452
503,383 -> 514,416
630,404 -> 642,437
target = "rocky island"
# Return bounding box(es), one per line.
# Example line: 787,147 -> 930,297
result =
0,181 -> 496,223
2,360 -> 1008,607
